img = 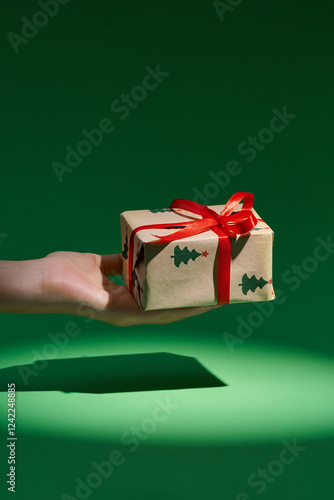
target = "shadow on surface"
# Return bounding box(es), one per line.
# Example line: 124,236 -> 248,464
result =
0,352 -> 226,393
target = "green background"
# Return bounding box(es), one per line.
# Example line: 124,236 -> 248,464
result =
0,0 -> 333,499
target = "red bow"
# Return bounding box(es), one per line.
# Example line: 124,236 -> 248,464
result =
153,192 -> 256,241
128,192 -> 257,305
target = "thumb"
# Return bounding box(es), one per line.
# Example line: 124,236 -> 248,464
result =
98,253 -> 123,276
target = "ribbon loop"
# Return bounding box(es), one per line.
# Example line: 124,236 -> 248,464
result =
221,192 -> 254,216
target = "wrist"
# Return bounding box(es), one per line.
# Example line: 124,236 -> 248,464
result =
0,258 -> 48,314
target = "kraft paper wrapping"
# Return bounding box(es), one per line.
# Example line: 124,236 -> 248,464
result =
120,203 -> 275,311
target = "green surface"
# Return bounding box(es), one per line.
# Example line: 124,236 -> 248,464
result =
1,0 -> 334,499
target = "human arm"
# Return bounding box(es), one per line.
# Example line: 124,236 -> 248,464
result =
0,251 -> 219,326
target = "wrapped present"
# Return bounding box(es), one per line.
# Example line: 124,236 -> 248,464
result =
120,192 -> 275,310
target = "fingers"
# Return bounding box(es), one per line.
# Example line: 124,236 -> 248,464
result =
93,274 -> 221,326
98,253 -> 123,277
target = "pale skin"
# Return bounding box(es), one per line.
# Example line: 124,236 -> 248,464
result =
0,251 -> 220,326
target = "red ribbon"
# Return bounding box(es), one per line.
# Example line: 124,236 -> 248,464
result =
127,192 -> 257,305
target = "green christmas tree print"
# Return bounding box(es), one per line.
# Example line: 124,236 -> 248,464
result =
131,269 -> 143,307
239,273 -> 269,295
149,208 -> 172,213
132,269 -> 139,292
171,245 -> 204,267
122,232 -> 128,260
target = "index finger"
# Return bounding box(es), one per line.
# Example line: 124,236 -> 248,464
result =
98,253 -> 123,276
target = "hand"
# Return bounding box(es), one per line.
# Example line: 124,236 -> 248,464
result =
0,252 -> 220,326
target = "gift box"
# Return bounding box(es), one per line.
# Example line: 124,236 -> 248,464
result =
120,192 -> 275,310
